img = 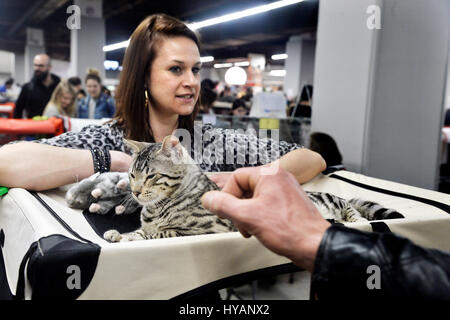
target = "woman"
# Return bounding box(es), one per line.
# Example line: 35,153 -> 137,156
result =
78,68 -> 115,119
0,14 -> 324,192
42,80 -> 78,117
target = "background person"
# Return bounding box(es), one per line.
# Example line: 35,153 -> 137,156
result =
42,80 -> 78,117
13,54 -> 60,118
201,167 -> 450,300
78,68 -> 115,119
0,78 -> 14,102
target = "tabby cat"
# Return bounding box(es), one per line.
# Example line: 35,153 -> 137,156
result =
102,135 -> 236,242
66,135 -> 403,243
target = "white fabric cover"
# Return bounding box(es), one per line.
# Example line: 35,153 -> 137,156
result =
0,170 -> 449,299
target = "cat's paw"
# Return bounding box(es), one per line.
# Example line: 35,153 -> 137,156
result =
104,229 -> 122,242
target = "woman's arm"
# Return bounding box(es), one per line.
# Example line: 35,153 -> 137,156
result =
0,142 -> 131,191
278,148 -> 326,184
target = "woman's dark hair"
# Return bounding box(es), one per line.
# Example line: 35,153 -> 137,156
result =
114,14 -> 201,142
300,85 -> 313,102
232,98 -> 247,110
309,132 -> 342,167
68,76 -> 82,87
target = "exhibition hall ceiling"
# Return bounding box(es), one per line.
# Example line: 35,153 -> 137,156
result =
0,0 -> 318,63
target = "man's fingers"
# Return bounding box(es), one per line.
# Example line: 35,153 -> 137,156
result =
202,191 -> 248,221
221,167 -> 261,197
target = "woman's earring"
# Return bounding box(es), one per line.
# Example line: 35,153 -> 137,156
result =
144,89 -> 149,107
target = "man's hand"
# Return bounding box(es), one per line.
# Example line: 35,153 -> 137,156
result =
201,167 -> 330,272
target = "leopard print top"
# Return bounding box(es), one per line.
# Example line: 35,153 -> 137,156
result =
33,120 -> 303,172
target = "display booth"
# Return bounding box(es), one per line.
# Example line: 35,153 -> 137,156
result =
0,170 -> 448,300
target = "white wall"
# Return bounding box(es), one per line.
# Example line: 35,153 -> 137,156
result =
312,0 -> 378,173
312,0 -> 450,190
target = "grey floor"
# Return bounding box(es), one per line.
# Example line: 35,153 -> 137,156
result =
218,271 -> 311,300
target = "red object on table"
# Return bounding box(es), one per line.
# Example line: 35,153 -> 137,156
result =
0,117 -> 64,136
0,102 -> 15,118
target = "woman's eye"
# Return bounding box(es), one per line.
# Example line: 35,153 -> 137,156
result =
169,66 -> 182,73
192,67 -> 200,74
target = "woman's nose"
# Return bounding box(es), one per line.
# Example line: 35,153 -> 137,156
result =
183,71 -> 198,87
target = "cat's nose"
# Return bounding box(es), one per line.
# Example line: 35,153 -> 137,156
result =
133,191 -> 141,198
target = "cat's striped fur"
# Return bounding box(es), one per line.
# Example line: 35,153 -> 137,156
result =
103,135 -> 403,242
307,191 -> 404,223
103,136 -> 236,242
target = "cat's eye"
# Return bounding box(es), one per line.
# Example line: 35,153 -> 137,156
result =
130,173 -> 135,179
146,174 -> 156,180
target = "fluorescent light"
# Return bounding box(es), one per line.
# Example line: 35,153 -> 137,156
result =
214,63 -> 233,69
271,53 -> 288,60
104,60 -> 119,70
103,40 -> 129,52
187,0 -> 304,30
200,56 -> 214,63
269,70 -> 286,77
103,0 -> 304,52
234,61 -> 250,67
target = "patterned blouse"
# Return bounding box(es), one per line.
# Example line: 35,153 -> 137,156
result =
33,120 -> 303,172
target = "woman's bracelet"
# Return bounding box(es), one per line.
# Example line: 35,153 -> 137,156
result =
89,147 -> 111,173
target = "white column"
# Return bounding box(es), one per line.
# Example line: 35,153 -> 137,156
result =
283,35 -> 316,101
24,28 -> 45,81
70,0 -> 105,80
312,0 -> 450,190
13,52 -> 25,86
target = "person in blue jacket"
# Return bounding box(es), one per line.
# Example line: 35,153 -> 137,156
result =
78,68 -> 115,119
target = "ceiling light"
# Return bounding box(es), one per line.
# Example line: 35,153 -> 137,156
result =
271,53 -> 288,60
200,56 -> 214,63
225,67 -> 247,85
187,0 -> 305,30
214,63 -> 233,69
103,40 -> 129,52
269,70 -> 286,77
234,61 -> 250,67
103,0 -> 304,52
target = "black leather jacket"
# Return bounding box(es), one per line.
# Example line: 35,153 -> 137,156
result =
311,225 -> 450,300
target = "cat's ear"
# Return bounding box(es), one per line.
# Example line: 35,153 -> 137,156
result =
161,135 -> 183,159
123,138 -> 147,155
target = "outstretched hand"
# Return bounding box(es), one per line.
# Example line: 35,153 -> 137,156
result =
201,167 -> 330,272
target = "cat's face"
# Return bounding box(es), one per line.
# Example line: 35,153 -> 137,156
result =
124,136 -> 191,205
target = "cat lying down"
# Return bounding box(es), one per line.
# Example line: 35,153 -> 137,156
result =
66,135 -> 403,242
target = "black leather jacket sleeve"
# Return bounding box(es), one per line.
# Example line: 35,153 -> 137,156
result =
311,224 -> 450,300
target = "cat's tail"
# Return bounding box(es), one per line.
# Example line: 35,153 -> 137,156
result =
348,198 -> 404,221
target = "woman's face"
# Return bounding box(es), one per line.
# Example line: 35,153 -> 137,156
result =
148,36 -> 201,117
60,92 -> 74,109
86,79 -> 101,99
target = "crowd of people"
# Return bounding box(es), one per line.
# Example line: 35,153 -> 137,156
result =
2,53 -> 114,120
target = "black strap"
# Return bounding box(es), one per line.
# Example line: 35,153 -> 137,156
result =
370,221 -> 392,233
30,192 -> 93,244
329,174 -> 450,214
15,242 -> 38,300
